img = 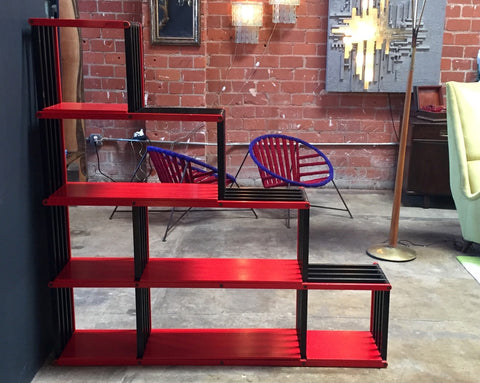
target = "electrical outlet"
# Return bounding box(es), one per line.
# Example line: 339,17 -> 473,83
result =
87,134 -> 103,146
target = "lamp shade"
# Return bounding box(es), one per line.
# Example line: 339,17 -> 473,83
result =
232,2 -> 263,27
232,2 -> 263,43
269,0 -> 299,24
269,0 -> 300,5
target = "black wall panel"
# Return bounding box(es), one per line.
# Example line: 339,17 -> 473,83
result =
0,2 -> 54,382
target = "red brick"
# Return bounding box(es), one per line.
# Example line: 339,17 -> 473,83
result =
90,39 -> 116,52
442,45 -> 465,58
98,1 -> 123,13
183,70 -> 205,82
170,82 -> 194,95
462,5 -> 480,17
445,4 -> 461,17
103,77 -> 125,90
280,56 -> 303,68
452,58 -> 473,70
104,53 -> 125,65
446,18 -> 471,31
143,55 -> 168,67
292,43 -> 318,56
90,64 -> 115,77
455,33 -> 480,46
83,51 -> 105,64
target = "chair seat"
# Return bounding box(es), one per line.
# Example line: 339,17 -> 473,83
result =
248,134 -> 352,224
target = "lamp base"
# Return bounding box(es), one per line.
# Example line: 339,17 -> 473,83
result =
366,244 -> 416,262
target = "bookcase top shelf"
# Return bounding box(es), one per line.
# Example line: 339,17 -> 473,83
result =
37,103 -> 225,122
43,183 -> 311,209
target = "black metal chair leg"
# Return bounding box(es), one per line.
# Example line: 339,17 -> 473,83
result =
110,151 -> 149,220
331,179 -> 353,218
309,180 -> 353,219
162,207 -> 192,241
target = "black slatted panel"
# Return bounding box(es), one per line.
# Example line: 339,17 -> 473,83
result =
32,24 -> 73,357
32,25 -> 59,110
125,22 -> 143,112
132,206 -> 148,280
371,290 -> 390,360
296,207 -> 309,359
296,290 -> 308,360
298,209 -> 310,280
53,288 -> 74,357
223,188 -> 307,201
217,118 -> 226,200
307,264 -> 390,284
135,288 -> 151,359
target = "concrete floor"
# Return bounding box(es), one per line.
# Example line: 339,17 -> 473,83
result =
33,189 -> 480,382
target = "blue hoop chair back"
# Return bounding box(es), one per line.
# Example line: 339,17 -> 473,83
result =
147,146 -> 235,185
249,134 -> 334,188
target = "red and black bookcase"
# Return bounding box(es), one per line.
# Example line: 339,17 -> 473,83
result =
30,17 -> 391,367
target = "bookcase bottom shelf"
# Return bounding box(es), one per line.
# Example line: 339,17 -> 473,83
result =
55,329 -> 387,367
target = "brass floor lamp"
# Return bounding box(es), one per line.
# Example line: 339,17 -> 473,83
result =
367,0 -> 428,262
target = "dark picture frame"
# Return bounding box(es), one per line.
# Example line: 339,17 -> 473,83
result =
151,0 -> 200,45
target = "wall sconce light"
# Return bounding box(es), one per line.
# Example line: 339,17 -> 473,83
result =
269,0 -> 300,24
232,2 -> 263,44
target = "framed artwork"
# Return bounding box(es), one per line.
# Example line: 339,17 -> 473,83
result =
151,0 -> 200,45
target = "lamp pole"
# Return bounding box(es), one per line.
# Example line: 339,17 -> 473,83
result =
367,0 -> 427,262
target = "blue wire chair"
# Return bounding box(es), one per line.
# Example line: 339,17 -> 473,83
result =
249,134 -> 352,226
147,146 -> 255,240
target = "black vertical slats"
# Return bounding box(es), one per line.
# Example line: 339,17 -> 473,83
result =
217,116 -> 226,200
32,24 -> 74,358
53,288 -> 75,357
296,208 -> 309,360
307,264 -> 390,284
132,206 -> 149,281
371,290 -> 390,361
132,206 -> 150,357
135,288 -> 151,359
125,22 -> 143,112
298,209 -> 310,281
296,290 -> 308,360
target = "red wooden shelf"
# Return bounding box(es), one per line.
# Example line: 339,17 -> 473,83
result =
29,18 -> 131,29
54,329 -> 386,367
140,258 -> 302,289
44,182 -> 219,207
50,258 -> 303,289
43,182 -> 311,209
50,258 -> 392,291
306,330 -> 386,368
37,102 -> 225,122
55,330 -> 138,366
142,329 -> 301,366
49,258 -> 136,288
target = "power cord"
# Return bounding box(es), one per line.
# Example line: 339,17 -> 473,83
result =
93,141 -> 117,182
387,93 -> 400,141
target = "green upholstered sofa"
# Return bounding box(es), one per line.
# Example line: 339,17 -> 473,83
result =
446,81 -> 480,249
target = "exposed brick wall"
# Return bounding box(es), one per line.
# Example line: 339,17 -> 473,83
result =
75,0 -> 478,188
442,1 -> 480,83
